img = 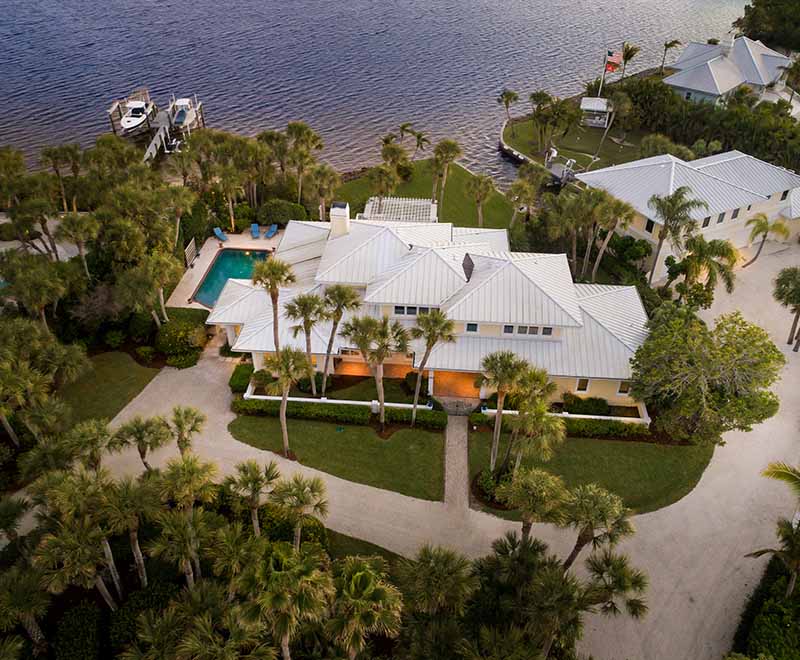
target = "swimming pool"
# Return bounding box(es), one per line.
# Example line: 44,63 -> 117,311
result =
193,249 -> 269,308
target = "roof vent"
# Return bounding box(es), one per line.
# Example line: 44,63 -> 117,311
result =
330,202 -> 351,238
462,254 -> 474,281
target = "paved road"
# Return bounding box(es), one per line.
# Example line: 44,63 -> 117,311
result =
100,244 -> 799,660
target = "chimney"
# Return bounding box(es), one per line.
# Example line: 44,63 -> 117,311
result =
721,34 -> 735,58
462,254 -> 474,281
330,202 -> 350,238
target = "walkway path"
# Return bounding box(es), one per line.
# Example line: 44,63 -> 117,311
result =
99,245 -> 799,660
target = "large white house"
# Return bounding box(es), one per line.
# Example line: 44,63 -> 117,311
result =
207,197 -> 649,413
576,150 -> 800,280
663,36 -> 797,115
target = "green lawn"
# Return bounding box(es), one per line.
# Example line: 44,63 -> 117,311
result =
229,416 -> 445,501
327,377 -> 414,404
469,431 -> 713,516
336,159 -> 513,228
504,120 -> 647,171
59,352 -> 160,425
166,307 -> 209,325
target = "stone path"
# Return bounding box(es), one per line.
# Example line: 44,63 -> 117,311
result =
444,416 -> 469,510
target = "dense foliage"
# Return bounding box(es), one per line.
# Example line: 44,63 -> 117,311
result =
232,398 -> 373,425
734,0 -> 800,52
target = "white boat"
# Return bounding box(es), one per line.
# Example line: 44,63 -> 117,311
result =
119,100 -> 155,133
171,97 -> 198,133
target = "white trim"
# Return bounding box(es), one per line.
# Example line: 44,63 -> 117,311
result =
617,380 -> 632,395
575,377 -> 590,393
480,407 -> 650,426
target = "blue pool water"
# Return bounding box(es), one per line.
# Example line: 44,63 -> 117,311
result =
194,249 -> 268,308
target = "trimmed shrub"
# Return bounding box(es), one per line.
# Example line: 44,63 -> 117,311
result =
562,393 -> 611,417
109,582 -> 180,652
257,199 -> 308,227
297,372 -> 330,394
128,311 -> 155,344
104,329 -> 125,349
232,398 -> 371,425
54,601 -> 106,660
0,223 -> 17,241
747,591 -> 800,659
229,364 -> 255,393
734,556 -> 789,653
383,406 -> 448,431
468,412 -> 651,441
135,346 -> 155,363
155,319 -> 207,356
403,370 -> 428,397
166,351 -> 201,369
252,369 -> 275,390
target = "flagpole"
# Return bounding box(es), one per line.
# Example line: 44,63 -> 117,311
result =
598,51 -> 608,97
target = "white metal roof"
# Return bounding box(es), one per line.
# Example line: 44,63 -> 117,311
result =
664,56 -> 744,96
451,227 -> 510,251
360,197 -> 438,223
576,153 -> 769,220
206,280 -> 270,325
690,150 -> 800,197
783,190 -> 800,219
580,97 -> 610,112
574,284 -> 649,352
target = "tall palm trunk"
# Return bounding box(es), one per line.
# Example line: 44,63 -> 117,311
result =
649,234 -> 667,284
227,196 -> 236,233
788,309 -> 800,344
411,348 -> 432,427
563,527 -> 593,570
521,516 -> 532,542
77,243 -> 90,279
438,164 -> 450,208
591,222 -> 619,282
787,571 -> 797,598
95,575 -> 117,610
39,220 -> 59,262
570,231 -> 578,277
101,538 -> 123,599
159,288 -> 170,323
477,203 -> 484,228
321,316 -> 341,397
744,234 -> 768,267
280,386 -> 290,456
271,293 -> 281,351
509,207 -> 519,228
375,362 -> 386,432
39,308 -> 49,333
250,506 -> 261,537
580,226 -> 595,280
1,414 -> 20,448
150,309 -> 162,330
21,612 -> 46,652
293,521 -> 302,551
55,173 -> 67,213
137,445 -> 152,471
130,528 -> 148,588
490,391 -> 506,472
660,50 -> 668,75
183,559 -> 195,590
281,634 -> 292,660
304,329 -> 316,396
513,448 -> 524,476
540,632 -> 556,660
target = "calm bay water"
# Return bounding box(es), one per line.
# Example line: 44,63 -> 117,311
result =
1,0 -> 743,178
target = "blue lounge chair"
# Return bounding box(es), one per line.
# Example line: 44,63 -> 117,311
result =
250,223 -> 260,239
213,227 -> 228,242
264,224 -> 278,239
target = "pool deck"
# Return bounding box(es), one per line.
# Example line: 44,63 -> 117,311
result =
167,231 -> 281,310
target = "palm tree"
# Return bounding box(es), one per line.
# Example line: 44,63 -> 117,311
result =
167,147 -> 196,187
583,549 -> 649,619
223,460 -> 280,537
104,476 -> 161,589
397,545 -> 477,617
398,122 -> 415,142
620,41 -> 640,80
508,399 -> 566,475
466,174 -> 495,228
527,562 -> 586,659
119,606 -> 184,659
774,267 -> 800,345
66,418 -> 113,474
216,162 -> 245,233
496,469 -> 567,542
241,541 -> 334,660
141,251 -> 182,323
176,608 -> 276,660
0,361 -> 50,448
591,91 -> 633,166
747,517 -> 800,597
411,130 -> 430,158
149,509 -> 205,589
309,163 -> 341,222
779,58 -> 800,103
506,179 -> 534,228
672,235 -> 737,297
17,434 -> 77,483
0,496 -> 31,560
0,636 -> 24,660
113,415 -> 172,471
162,185 -> 197,249
271,474 -> 328,550
171,405 -> 207,457
285,293 -> 328,397
320,285 -> 361,397
252,259 -> 297,352
409,309 -> 455,426
561,484 -> 633,570
264,348 -> 310,458
288,145 -> 316,205
744,213 -> 790,267
432,139 -> 462,208
40,146 -> 69,213
55,212 -> 99,278
660,39 -> 682,75
371,164 -> 400,214
591,197 -> 636,282
0,566 -> 50,654
328,556 -> 403,660
497,89 -> 520,136
34,516 -> 118,610
210,522 -> 262,601
646,186 -> 707,283
340,315 -> 409,431
476,351 -> 529,472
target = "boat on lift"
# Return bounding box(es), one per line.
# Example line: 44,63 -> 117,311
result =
119,99 -> 156,134
169,95 -> 204,134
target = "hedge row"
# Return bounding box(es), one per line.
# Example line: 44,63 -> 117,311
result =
229,364 -> 255,393
232,398 -> 372,425
383,406 -> 448,431
468,412 -> 651,441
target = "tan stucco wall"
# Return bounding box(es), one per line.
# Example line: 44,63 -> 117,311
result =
549,376 -> 635,405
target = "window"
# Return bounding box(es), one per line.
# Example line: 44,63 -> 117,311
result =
517,326 -> 528,335
645,219 -> 655,234
732,208 -> 740,219
702,216 -> 710,228
542,327 -> 553,336
529,326 -> 539,335
406,306 -> 417,316
394,306 -> 404,315
618,381 -> 631,394
685,92 -> 692,100
717,212 -> 725,224
466,323 -> 478,333
419,306 -> 430,315
576,378 -> 589,392
781,190 -> 790,201
503,325 -> 514,334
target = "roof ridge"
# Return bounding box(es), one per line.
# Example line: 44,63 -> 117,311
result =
512,260 -> 584,325
440,258 -> 510,310
577,302 -> 639,354
362,248 -> 432,300
677,159 -> 770,199
315,224 -> 396,280
574,283 -> 636,300
210,281 -> 261,317
705,59 -> 722,94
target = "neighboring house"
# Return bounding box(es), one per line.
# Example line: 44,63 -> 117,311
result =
207,201 -> 649,414
663,36 -> 797,115
580,97 -> 612,129
576,150 -> 800,280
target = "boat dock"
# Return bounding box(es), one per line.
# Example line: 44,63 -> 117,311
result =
498,118 -> 576,185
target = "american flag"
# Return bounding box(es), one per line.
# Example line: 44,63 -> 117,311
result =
606,50 -> 623,72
